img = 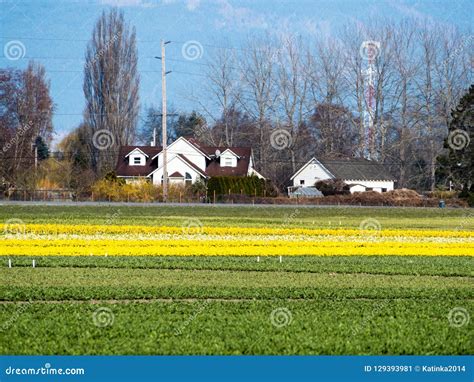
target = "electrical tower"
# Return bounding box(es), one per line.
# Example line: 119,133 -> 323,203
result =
361,41 -> 379,160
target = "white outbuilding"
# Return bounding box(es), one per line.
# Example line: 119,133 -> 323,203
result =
289,157 -> 396,195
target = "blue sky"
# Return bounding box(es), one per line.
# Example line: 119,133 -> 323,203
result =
1,0 -> 472,147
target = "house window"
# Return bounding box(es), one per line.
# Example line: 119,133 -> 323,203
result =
381,188 -> 387,193
185,172 -> 192,186
300,179 -> 305,185
133,157 -> 141,165
224,157 -> 232,167
366,187 -> 373,191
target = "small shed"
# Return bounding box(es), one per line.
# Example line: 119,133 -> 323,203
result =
288,186 -> 323,199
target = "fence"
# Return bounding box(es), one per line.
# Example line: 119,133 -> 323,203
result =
1,189 -> 76,202
0,189 -> 211,203
0,189 -> 467,207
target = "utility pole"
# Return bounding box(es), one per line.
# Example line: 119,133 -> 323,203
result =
34,145 -> 38,170
157,40 -> 171,202
31,141 -> 38,174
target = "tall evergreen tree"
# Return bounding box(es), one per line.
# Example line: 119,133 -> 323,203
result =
436,85 -> 473,189
34,136 -> 49,160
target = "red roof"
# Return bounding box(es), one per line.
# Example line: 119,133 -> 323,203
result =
186,138 -> 252,176
204,147 -> 251,177
115,146 -> 161,177
169,171 -> 183,178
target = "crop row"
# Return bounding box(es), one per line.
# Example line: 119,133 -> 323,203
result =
3,255 -> 472,276
1,299 -> 472,355
1,238 -> 472,256
3,223 -> 473,238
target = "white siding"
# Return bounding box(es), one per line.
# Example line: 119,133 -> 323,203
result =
292,158 -> 394,193
220,152 -> 238,167
346,180 -> 394,193
292,160 -> 333,187
127,150 -> 147,166
156,138 -> 207,171
151,156 -> 202,186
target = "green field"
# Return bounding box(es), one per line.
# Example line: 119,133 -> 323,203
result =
0,204 -> 472,355
0,203 -> 473,229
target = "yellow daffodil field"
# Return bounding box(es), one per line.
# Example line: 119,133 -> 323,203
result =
1,223 -> 473,257
0,204 -> 472,356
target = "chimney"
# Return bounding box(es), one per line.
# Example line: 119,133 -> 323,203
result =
151,128 -> 157,146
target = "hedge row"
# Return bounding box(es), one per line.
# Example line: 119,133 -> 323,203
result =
207,176 -> 276,197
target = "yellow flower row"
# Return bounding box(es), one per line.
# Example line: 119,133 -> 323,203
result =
1,238 -> 472,256
5,223 -> 474,239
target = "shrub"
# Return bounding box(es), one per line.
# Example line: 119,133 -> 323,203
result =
429,190 -> 458,199
459,184 -> 474,207
104,171 -> 125,185
207,176 -> 275,197
190,180 -> 207,196
92,178 -> 159,202
314,179 -> 350,196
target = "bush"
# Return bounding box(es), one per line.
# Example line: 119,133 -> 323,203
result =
207,176 -> 276,198
92,178 -> 159,202
428,190 -> 458,199
459,184 -> 474,207
190,180 -> 207,196
103,171 -> 125,185
314,179 -> 350,196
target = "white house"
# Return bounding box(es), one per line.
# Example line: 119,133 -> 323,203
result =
290,157 -> 395,194
115,137 -> 264,185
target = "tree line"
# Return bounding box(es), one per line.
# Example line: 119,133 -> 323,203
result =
1,9 -> 472,195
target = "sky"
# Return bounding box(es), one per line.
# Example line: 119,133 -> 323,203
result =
1,0 -> 472,147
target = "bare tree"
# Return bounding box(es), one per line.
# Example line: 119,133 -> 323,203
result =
340,23 -> 373,157
0,62 -> 54,188
194,18 -> 471,193
238,35 -> 277,172
202,47 -> 241,147
389,20 -> 419,187
274,35 -> 310,174
83,8 -> 140,175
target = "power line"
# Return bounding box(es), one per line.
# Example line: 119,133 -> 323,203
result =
0,36 -> 163,43
0,152 -> 403,165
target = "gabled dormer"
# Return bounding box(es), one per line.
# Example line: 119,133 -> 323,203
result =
219,149 -> 240,168
125,148 -> 149,166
